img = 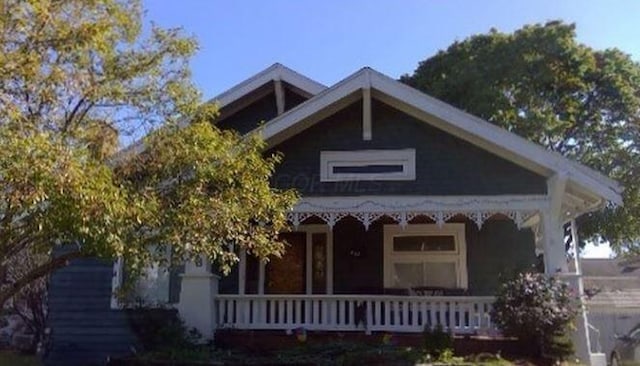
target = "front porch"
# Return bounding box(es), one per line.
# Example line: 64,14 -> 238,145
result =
184,195 -> 565,335
178,190 -> 599,362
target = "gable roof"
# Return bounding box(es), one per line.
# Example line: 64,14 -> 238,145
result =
116,63 -> 326,160
256,67 -> 623,206
211,63 -> 327,107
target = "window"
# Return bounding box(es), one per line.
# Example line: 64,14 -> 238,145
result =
111,246 -> 176,309
319,149 -> 416,181
383,224 -> 467,289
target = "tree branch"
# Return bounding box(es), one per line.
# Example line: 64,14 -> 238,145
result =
0,250 -> 84,308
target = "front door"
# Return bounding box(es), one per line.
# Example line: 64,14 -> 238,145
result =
264,226 -> 333,294
265,232 -> 306,294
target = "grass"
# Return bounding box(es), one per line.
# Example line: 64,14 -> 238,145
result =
0,350 -> 41,366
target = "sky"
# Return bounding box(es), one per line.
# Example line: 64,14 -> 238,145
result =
143,1 -> 640,257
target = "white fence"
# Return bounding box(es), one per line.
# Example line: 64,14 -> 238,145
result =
215,295 -> 496,334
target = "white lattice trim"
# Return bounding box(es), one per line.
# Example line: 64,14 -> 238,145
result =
286,210 -> 539,230
286,196 -> 545,229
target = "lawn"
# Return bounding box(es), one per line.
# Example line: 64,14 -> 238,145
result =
0,351 -> 41,366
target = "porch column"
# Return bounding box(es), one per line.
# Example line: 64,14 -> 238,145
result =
177,256 -> 219,340
542,173 -> 568,275
543,174 -> 591,365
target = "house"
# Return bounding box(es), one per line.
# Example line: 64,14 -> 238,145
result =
571,258 -> 640,360
45,64 -> 622,366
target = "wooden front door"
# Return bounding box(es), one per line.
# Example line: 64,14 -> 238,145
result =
265,232 -> 306,294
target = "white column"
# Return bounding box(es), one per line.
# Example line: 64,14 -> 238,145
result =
540,210 -> 568,275
542,173 -> 568,275
362,87 -> 372,141
274,79 -> 285,115
177,256 -> 219,340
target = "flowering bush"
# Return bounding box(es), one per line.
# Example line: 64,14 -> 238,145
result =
491,272 -> 577,360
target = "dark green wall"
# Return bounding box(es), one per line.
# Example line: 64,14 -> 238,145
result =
332,217 -> 385,294
270,99 -> 547,196
215,82 -> 310,135
215,89 -> 278,135
237,219 -> 537,297
46,256 -> 137,366
330,219 -> 536,296
465,219 -> 538,295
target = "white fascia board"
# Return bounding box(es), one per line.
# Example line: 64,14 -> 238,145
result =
259,68 -> 369,141
291,195 -> 550,213
211,63 -> 327,107
367,70 -> 622,205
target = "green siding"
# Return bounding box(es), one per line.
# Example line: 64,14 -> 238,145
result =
46,254 -> 137,366
215,82 -> 310,135
332,217 -> 385,294
466,220 -> 538,295
215,88 -> 278,135
239,219 -> 538,297
270,99 -> 547,196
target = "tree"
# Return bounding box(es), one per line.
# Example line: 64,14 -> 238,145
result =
401,21 -> 640,254
0,0 -> 297,309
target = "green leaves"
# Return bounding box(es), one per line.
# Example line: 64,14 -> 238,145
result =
491,273 -> 576,359
121,120 -> 298,275
402,21 -> 640,253
0,0 -> 296,306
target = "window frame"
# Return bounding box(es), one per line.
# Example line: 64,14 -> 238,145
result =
319,149 -> 416,182
383,223 -> 468,289
111,246 -> 173,309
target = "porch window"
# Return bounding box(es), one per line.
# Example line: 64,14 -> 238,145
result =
383,224 -> 468,290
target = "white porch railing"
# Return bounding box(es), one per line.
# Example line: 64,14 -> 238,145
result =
215,295 -> 496,334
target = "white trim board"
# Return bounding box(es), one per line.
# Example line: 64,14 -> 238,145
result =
211,63 -> 327,107
255,67 -> 622,207
291,195 -> 551,213
319,149 -> 416,182
383,223 -> 468,289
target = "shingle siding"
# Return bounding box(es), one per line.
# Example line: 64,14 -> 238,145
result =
215,82 -> 309,135
45,256 -> 137,366
270,99 -> 547,196
215,89 -> 278,135
465,219 -> 538,295
242,218 -> 537,297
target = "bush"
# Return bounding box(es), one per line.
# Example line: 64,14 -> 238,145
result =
491,272 -> 577,361
422,324 -> 454,361
126,308 -> 210,361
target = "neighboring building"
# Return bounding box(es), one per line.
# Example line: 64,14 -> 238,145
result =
577,258 -> 640,360
45,64 -> 623,366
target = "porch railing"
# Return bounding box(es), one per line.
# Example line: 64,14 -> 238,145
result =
215,295 -> 496,334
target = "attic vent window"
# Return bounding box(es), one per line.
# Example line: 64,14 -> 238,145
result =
320,149 -> 416,182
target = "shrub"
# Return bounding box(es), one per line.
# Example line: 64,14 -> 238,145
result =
126,307 -> 209,361
422,324 -> 454,361
491,272 -> 577,361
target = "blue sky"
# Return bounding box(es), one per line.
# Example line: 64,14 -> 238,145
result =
143,1 -> 639,257
145,0 -> 640,99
